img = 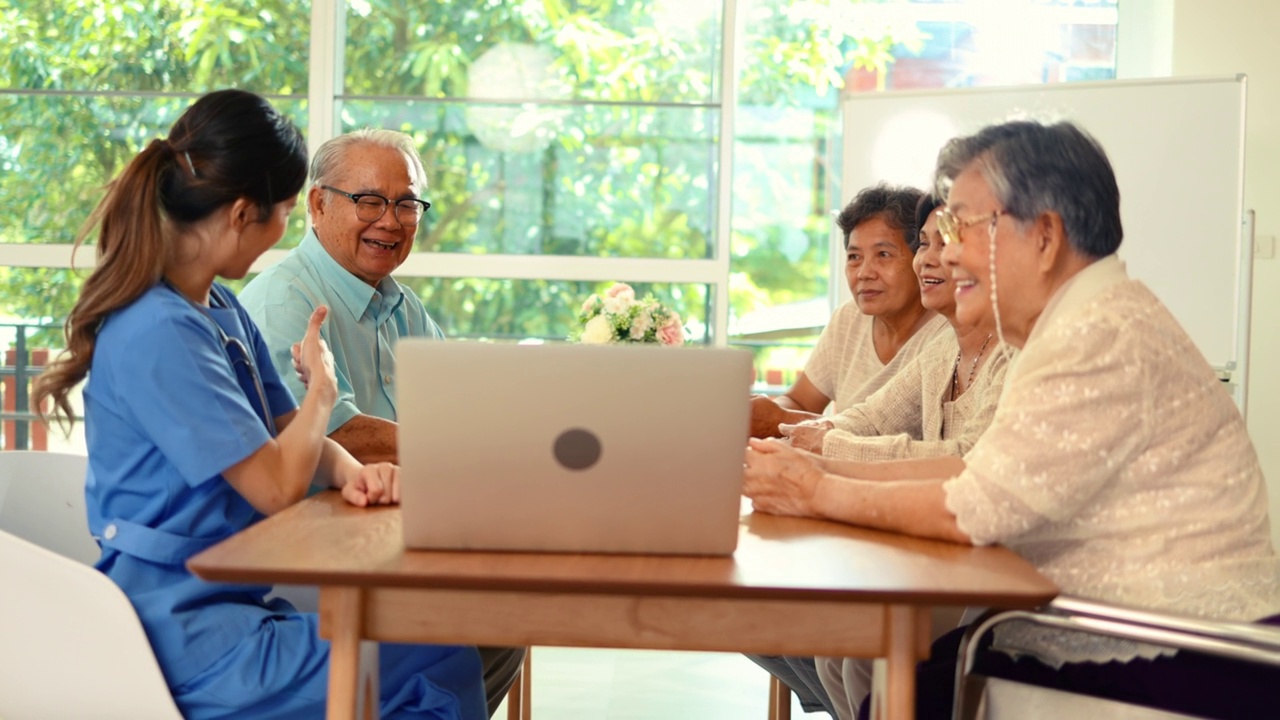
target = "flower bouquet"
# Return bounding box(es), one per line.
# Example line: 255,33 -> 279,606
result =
570,283 -> 686,346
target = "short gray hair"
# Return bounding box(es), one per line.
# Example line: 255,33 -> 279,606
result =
309,128 -> 428,189
934,120 -> 1122,258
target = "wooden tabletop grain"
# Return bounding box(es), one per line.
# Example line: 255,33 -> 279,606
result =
188,491 -> 1057,608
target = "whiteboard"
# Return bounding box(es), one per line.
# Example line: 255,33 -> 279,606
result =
838,76 -> 1250,388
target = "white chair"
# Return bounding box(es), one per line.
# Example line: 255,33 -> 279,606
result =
0,528 -> 184,719
954,595 -> 1280,720
0,449 -> 100,565
0,449 -> 184,719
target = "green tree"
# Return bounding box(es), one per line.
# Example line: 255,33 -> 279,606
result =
0,0 -> 308,343
0,0 -> 915,345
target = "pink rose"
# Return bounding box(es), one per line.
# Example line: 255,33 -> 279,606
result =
605,283 -> 635,302
657,314 -> 685,346
580,294 -> 600,314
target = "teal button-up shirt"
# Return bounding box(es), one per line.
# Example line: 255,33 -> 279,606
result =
239,230 -> 444,434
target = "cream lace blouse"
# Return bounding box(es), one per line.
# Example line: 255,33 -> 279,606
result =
821,331 -> 1013,461
944,256 -> 1280,665
803,301 -> 949,413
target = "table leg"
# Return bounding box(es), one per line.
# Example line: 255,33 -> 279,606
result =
768,675 -> 792,720
324,586 -> 377,720
506,647 -> 532,720
869,604 -> 919,720
520,648 -> 532,720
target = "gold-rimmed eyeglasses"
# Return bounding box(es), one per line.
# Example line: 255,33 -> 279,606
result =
320,185 -> 430,226
937,208 -> 1009,246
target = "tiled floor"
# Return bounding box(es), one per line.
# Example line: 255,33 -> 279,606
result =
495,647 -> 811,719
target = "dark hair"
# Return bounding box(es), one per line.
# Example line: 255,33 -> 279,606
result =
35,89 -> 307,424
913,192 -> 943,251
934,119 -> 1122,257
835,183 -> 924,250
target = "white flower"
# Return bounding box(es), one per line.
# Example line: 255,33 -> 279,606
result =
580,314 -> 616,344
629,310 -> 654,339
571,283 -> 684,345
602,295 -> 632,315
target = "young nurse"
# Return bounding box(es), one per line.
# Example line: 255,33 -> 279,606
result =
33,89 -> 485,719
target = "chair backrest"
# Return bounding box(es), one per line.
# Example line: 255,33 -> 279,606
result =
0,528 -> 184,719
0,450 -> 100,565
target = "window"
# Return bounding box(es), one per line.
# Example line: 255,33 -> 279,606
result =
731,0 -> 1117,389
0,0 -> 1119,448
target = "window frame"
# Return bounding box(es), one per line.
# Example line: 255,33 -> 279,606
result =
0,0 -> 1148,345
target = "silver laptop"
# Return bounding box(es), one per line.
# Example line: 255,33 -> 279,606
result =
397,341 -> 753,556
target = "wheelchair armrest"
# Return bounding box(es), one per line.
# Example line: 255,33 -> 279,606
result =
962,595 -> 1280,676
952,595 -> 1280,719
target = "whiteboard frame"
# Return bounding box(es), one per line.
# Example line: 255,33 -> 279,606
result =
834,75 -> 1251,414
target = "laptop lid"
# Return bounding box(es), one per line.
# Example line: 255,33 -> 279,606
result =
397,341 -> 753,556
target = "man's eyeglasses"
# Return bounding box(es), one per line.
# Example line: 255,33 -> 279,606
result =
937,208 -> 1009,246
320,185 -> 431,226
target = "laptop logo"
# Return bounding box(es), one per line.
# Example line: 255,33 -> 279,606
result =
554,428 -> 602,470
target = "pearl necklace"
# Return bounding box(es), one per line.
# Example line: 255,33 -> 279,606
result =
950,333 -> 994,401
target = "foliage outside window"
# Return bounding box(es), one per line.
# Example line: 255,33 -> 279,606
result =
0,0 -> 1117,370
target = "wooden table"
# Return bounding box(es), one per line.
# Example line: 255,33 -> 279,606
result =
188,492 -> 1056,720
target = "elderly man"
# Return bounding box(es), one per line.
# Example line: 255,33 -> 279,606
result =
239,128 -> 524,717
241,128 -> 437,465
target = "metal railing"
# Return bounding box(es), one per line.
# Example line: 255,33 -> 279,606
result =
2,321 -> 59,451
0,323 -> 816,448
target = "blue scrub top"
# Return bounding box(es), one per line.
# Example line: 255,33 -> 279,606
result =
83,282 -> 298,687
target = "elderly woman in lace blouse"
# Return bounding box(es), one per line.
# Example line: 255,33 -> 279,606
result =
783,193 -> 1012,462
743,119 -> 1280,720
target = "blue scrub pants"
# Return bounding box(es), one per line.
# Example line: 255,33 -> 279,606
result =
171,613 -> 486,719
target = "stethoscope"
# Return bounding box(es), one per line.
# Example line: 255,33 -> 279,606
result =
162,279 -> 277,437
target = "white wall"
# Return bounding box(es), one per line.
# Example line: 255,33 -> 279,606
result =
1170,0 -> 1280,545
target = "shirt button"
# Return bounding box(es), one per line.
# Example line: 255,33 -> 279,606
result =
383,374 -> 393,385
103,524 -> 117,540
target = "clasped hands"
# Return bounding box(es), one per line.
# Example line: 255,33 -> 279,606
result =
341,461 -> 400,508
742,437 -> 827,519
779,418 -> 833,453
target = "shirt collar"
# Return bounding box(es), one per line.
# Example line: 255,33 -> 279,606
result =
1025,253 -> 1128,347
299,229 -> 407,321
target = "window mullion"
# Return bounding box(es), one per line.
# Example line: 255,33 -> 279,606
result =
307,0 -> 344,160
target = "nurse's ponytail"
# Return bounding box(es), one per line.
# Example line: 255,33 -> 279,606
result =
34,89 -> 307,427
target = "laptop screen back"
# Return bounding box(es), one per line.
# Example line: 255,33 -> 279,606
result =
396,341 -> 753,555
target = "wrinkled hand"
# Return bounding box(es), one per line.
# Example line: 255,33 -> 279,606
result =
291,306 -> 335,395
780,420 -> 833,453
742,438 -> 825,518
748,395 -> 788,439
341,462 -> 400,507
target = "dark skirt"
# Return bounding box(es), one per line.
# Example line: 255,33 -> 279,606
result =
860,612 -> 1280,720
